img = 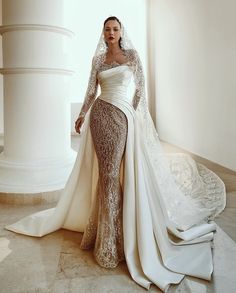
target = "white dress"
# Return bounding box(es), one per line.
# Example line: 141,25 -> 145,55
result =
5,64 -> 226,292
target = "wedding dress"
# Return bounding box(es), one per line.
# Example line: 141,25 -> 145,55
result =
5,27 -> 226,292
5,61 -> 226,291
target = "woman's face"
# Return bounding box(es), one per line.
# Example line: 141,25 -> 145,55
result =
104,20 -> 121,47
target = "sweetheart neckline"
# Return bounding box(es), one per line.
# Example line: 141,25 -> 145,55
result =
103,61 -> 129,66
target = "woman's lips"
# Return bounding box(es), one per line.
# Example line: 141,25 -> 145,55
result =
109,37 -> 115,40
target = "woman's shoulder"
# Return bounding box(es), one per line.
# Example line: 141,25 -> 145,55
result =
91,53 -> 105,69
123,49 -> 140,64
92,53 -> 104,62
124,48 -> 138,56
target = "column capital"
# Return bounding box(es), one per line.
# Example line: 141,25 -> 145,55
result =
0,24 -> 75,37
0,67 -> 75,75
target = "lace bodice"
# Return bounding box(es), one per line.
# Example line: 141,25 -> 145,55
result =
79,49 -> 145,118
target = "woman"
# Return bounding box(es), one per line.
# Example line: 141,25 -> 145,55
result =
76,17 -> 146,268
5,16 -> 226,292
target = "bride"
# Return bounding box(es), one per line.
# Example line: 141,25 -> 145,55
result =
5,16 -> 226,292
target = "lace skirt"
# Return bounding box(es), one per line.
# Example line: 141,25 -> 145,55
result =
80,98 -> 128,268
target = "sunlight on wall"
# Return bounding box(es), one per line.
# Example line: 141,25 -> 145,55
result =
65,0 -> 147,103
0,0 -> 148,135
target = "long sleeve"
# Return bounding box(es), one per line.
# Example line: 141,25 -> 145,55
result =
79,57 -> 98,118
132,50 -> 145,110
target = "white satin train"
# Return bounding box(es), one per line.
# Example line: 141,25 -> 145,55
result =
5,66 -> 219,292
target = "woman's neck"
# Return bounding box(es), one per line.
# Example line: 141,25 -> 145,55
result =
107,44 -> 121,55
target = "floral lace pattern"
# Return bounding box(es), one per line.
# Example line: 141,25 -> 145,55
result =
166,153 -> 226,219
80,98 -> 127,268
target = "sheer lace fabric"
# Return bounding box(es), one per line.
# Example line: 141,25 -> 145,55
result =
80,98 -> 127,268
166,153 -> 226,218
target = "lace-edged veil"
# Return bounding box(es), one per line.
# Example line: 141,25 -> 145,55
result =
91,18 -> 216,230
93,22 -> 135,57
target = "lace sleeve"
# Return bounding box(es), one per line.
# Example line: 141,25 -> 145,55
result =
130,49 -> 145,110
79,57 -> 98,118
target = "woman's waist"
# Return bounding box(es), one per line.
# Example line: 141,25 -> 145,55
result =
97,91 -> 134,111
97,95 -> 135,118
99,93 -> 133,104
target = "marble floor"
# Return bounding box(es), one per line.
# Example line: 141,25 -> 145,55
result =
0,137 -> 236,293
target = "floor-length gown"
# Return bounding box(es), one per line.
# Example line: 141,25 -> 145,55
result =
5,50 -> 226,292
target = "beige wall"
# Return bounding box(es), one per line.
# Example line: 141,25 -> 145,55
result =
150,0 -> 236,171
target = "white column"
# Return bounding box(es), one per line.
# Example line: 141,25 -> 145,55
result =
0,0 -> 77,193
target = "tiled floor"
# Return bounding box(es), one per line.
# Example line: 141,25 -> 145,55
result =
0,137 -> 236,292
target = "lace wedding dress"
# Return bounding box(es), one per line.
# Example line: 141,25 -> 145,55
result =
5,49 -> 226,292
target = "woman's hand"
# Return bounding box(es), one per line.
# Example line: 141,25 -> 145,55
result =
75,116 -> 85,134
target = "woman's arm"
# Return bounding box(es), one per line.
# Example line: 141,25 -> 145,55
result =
132,50 -> 145,110
78,57 -> 98,118
75,57 -> 98,133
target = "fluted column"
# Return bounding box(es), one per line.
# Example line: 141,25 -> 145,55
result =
0,0 -> 76,193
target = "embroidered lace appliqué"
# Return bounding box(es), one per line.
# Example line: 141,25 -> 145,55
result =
80,98 -> 127,268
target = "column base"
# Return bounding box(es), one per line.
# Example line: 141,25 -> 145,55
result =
0,150 -> 77,193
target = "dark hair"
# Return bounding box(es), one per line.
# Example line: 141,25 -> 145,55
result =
103,16 -> 121,28
103,16 -> 122,49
